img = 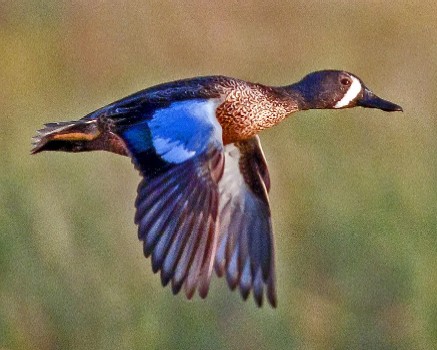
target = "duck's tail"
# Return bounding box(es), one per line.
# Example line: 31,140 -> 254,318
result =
31,120 -> 101,154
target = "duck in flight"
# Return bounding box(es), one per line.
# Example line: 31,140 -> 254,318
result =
32,70 -> 402,307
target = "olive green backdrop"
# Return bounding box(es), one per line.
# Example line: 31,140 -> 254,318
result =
1,1 -> 436,349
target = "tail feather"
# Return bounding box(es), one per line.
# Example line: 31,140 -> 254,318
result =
31,120 -> 99,154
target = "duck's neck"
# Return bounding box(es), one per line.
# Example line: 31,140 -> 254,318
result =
280,81 -> 327,110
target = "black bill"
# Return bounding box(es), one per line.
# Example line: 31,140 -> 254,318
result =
357,89 -> 403,112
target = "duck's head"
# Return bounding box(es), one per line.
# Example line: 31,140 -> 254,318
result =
291,70 -> 403,112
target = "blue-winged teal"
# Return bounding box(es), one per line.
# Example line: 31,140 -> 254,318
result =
32,70 -> 402,307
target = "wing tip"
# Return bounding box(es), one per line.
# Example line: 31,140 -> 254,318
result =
267,279 -> 278,308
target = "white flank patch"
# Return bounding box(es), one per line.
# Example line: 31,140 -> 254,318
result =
222,144 -> 243,186
153,137 -> 196,163
334,76 -> 362,108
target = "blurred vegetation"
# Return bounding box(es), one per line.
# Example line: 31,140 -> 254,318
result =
1,1 -> 437,349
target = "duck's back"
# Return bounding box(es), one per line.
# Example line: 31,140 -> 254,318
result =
82,75 -> 297,144
82,75 -> 232,121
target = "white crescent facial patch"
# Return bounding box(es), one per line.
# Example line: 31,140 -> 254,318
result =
334,76 -> 362,108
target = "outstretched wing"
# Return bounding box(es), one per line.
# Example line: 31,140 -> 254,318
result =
215,136 -> 277,307
118,98 -> 226,299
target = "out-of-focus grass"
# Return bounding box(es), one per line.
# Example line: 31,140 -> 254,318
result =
1,1 -> 436,349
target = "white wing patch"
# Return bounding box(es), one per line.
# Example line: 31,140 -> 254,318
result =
193,99 -> 223,143
334,76 -> 362,108
153,137 -> 196,163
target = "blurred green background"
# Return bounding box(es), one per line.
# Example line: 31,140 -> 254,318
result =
1,1 -> 436,349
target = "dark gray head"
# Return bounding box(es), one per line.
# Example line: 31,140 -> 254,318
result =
291,70 -> 403,112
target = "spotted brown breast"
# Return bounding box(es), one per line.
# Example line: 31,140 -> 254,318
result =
215,80 -> 298,144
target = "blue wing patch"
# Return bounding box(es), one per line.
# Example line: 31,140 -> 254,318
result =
118,98 -> 223,177
122,121 -> 153,153
148,99 -> 222,163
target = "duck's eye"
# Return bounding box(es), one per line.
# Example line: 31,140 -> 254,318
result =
340,78 -> 351,86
